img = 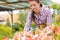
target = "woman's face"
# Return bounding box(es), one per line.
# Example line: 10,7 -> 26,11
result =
29,1 -> 40,12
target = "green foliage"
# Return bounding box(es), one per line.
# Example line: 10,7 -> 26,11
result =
56,34 -> 60,40
53,14 -> 60,26
19,27 -> 23,32
51,3 -> 57,9
51,3 -> 60,10
13,22 -> 24,32
18,10 -> 28,28
0,24 -> 12,40
30,22 -> 36,28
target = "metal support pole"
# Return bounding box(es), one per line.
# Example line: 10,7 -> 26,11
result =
8,11 -> 13,27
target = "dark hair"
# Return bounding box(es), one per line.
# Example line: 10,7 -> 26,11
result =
28,0 -> 40,3
29,0 -> 43,21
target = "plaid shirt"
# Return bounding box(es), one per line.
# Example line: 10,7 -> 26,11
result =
24,7 -> 52,32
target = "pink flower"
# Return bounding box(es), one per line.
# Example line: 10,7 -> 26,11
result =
13,32 -> 22,40
32,35 -> 38,40
24,31 -> 33,38
25,37 -> 32,40
36,35 -> 41,40
23,31 -> 33,40
55,27 -> 60,35
48,36 -> 54,40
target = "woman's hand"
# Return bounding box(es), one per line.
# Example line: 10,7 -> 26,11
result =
41,24 -> 55,35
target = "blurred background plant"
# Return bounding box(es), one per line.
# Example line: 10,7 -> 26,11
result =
0,24 -> 12,40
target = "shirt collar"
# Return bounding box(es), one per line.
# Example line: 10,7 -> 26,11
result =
34,7 -> 43,18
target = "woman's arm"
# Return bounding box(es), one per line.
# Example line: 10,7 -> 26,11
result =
43,8 -> 54,34
46,9 -> 53,26
24,11 -> 32,32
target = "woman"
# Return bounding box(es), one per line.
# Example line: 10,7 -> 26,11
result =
24,0 -> 52,32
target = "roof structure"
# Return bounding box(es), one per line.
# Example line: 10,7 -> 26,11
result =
0,0 -> 30,11
0,0 -> 52,11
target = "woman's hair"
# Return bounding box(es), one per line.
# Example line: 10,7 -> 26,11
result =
28,0 -> 40,3
29,0 -> 42,21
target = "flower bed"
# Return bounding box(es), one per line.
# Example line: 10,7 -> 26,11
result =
2,25 -> 60,40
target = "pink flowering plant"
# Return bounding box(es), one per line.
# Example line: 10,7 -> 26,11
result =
10,25 -> 57,40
